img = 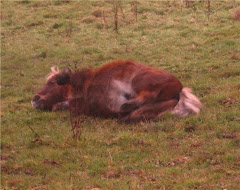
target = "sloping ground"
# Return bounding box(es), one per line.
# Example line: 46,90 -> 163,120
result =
1,1 -> 240,189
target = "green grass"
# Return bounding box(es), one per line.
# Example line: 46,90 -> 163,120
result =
1,1 -> 240,189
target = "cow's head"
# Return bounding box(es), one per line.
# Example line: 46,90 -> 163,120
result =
54,68 -> 92,115
31,67 -> 70,111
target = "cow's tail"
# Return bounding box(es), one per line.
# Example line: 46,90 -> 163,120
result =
172,87 -> 202,117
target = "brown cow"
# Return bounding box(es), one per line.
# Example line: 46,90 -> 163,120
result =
32,61 -> 202,123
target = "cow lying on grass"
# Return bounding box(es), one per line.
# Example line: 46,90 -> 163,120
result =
32,61 -> 202,123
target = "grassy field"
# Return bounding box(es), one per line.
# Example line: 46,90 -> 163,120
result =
1,1 -> 240,189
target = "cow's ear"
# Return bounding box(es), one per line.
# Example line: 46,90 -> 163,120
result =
56,68 -> 72,85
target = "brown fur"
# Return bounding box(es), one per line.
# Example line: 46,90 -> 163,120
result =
233,7 -> 240,21
33,61 -> 202,123
32,69 -> 69,111
55,61 -> 185,122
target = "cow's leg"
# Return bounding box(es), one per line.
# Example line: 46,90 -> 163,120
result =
52,101 -> 69,111
120,91 -> 158,113
118,99 -> 178,123
120,81 -> 181,113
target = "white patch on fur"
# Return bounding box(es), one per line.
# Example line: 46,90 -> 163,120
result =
109,80 -> 135,112
46,66 -> 60,81
172,87 -> 202,117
